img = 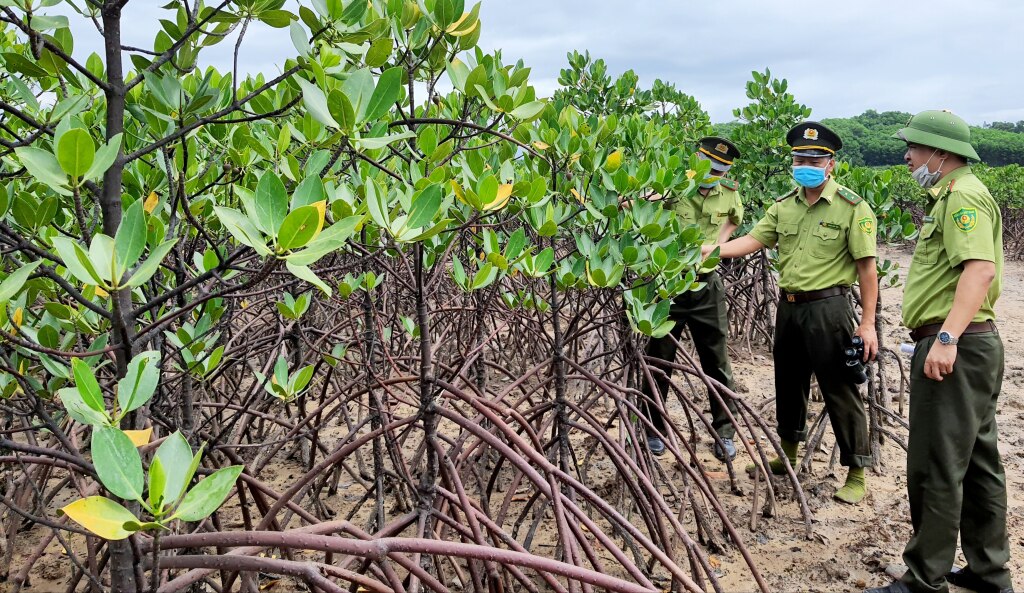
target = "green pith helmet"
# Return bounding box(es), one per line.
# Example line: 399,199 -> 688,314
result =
893,110 -> 981,161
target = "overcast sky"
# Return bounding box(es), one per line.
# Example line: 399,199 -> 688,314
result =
58,0 -> 1024,125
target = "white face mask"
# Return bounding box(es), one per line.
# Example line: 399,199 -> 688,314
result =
911,149 -> 947,189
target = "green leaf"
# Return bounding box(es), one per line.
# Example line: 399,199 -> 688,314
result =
289,20 -> 310,57
354,131 -> 415,150
71,357 -> 104,413
56,128 -> 95,179
88,234 -> 116,285
254,171 -> 289,238
213,206 -> 271,256
509,101 -> 545,120
259,9 -> 293,27
154,431 -> 194,506
14,146 -> 69,194
57,387 -> 110,427
342,68 -> 374,122
289,365 -> 315,392
295,77 -> 340,130
361,67 -> 402,123
285,262 -> 332,296
125,240 -> 178,288
171,465 -> 243,522
277,205 -> 321,250
84,134 -> 122,182
285,214 -> 363,266
61,497 -> 139,540
114,198 -> 146,271
446,59 -> 470,92
92,426 -> 144,502
407,184 -> 442,229
148,456 -> 166,510
365,37 -> 393,67
116,351 -> 160,417
292,176 -> 326,209
0,260 -> 42,305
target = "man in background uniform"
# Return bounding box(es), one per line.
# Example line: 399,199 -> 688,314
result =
642,137 -> 744,461
867,111 -> 1013,593
702,122 -> 879,504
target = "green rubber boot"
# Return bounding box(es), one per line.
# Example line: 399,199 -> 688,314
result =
833,467 -> 867,504
747,439 -> 798,476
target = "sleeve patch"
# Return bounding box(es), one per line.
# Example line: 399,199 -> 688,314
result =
858,217 -> 874,234
951,207 -> 977,232
837,187 -> 862,205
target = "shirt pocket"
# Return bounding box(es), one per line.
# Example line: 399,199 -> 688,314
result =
810,224 -> 843,259
777,221 -> 800,252
912,221 -> 940,264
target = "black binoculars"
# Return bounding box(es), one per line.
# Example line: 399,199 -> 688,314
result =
844,336 -> 868,384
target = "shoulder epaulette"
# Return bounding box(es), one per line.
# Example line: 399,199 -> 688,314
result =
837,187 -> 862,205
776,188 -> 798,202
719,178 -> 738,191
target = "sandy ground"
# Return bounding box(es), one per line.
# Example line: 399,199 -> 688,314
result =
704,244 -> 1024,592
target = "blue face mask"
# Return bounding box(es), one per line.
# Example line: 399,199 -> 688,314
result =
792,165 -> 828,188
699,180 -> 720,189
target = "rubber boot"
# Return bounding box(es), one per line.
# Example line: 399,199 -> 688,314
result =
747,439 -> 798,475
834,466 -> 866,504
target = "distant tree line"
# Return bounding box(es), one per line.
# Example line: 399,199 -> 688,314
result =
715,110 -> 1024,167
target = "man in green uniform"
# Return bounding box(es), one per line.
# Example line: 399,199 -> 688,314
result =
701,122 -> 878,504
866,111 -> 1013,593
642,136 -> 744,460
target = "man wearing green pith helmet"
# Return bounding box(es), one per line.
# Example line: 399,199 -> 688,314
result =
642,136 -> 744,461
866,111 -> 1013,593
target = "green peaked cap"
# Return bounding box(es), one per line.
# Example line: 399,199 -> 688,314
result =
893,110 -> 980,161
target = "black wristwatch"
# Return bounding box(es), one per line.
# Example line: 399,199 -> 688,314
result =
937,331 -> 959,346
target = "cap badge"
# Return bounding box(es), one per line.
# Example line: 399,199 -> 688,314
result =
715,143 -> 728,153
803,128 -> 819,140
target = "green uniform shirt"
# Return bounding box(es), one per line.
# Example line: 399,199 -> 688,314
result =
901,166 -> 1002,329
671,180 -> 743,272
750,178 -> 877,292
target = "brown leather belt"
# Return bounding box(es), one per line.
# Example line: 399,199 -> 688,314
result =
778,286 -> 849,304
909,320 -> 997,342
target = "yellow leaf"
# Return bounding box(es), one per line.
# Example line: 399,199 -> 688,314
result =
94,285 -> 109,298
143,192 -> 159,214
60,497 -> 138,540
532,141 -> 549,151
312,200 -> 327,238
483,184 -> 513,211
241,299 -> 249,309
685,169 -> 696,180
445,10 -> 471,32
11,307 -> 23,328
604,150 -> 623,172
124,428 -> 153,447
570,188 -> 584,203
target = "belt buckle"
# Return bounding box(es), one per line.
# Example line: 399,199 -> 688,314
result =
786,293 -> 796,303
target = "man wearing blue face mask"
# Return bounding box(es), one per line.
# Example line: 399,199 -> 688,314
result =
701,121 -> 879,504
642,136 -> 744,460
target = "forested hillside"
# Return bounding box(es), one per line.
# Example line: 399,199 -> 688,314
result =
716,110 -> 1024,166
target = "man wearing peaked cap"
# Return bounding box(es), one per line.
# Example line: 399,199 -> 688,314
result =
866,111 -> 1013,593
787,121 -> 843,157
701,121 -> 879,505
641,136 -> 745,462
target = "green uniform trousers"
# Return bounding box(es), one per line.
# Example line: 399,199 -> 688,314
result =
773,293 -> 872,467
642,272 -> 738,439
901,332 -> 1012,593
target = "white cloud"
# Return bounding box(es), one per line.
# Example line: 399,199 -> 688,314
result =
49,0 -> 1024,124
